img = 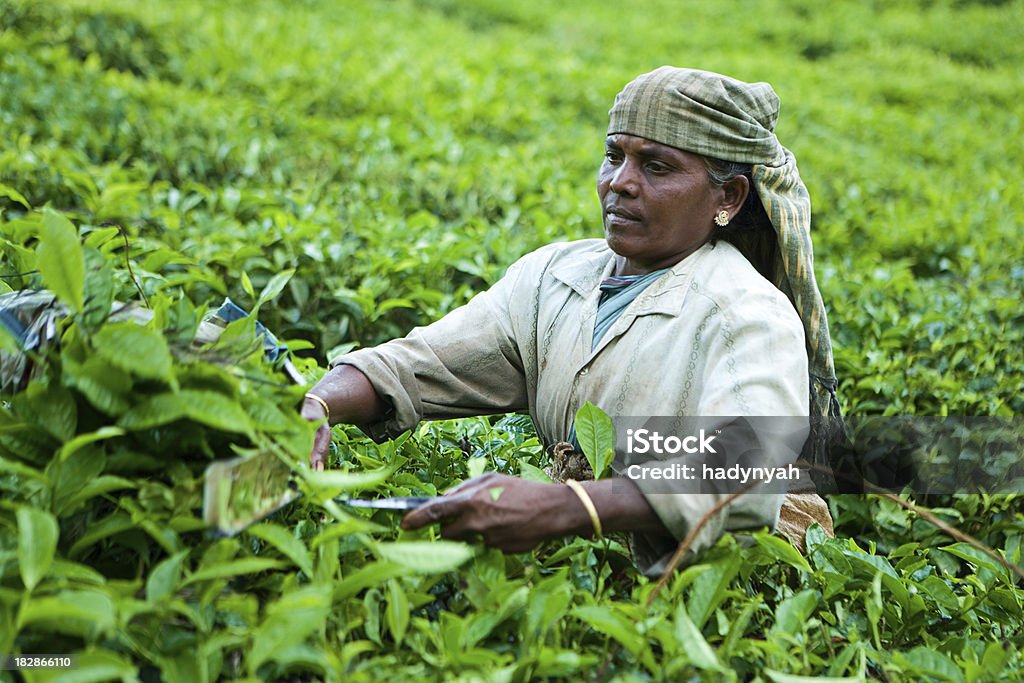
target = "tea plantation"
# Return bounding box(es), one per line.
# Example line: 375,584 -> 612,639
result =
1,0 -> 1023,680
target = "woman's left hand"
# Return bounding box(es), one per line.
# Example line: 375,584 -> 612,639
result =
400,472 -> 589,553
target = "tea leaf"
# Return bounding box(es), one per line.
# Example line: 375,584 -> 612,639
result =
184,558 -> 285,585
688,552 -> 742,629
674,603 -> 724,671
258,268 -> 295,306
146,550 -> 189,602
17,507 -> 58,591
250,586 -> 332,670
304,466 -> 392,493
375,541 -> 476,574
94,322 -> 175,384
894,647 -> 963,683
753,530 -> 813,574
37,209 -> 84,312
18,590 -> 116,633
573,605 -> 644,655
57,426 -> 125,462
770,589 -> 820,640
386,579 -> 410,646
574,401 -> 615,479
248,523 -> 314,578
0,183 -> 30,208
519,461 -> 553,483
241,270 -> 256,299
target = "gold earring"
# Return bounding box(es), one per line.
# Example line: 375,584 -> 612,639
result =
714,210 -> 730,227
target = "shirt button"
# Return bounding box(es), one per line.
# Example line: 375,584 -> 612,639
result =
579,368 -> 589,376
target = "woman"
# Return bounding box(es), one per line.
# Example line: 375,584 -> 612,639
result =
301,67 -> 840,574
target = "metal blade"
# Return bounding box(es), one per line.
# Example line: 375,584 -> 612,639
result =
337,496 -> 434,511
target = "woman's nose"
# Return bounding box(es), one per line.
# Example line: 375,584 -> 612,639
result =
609,160 -> 639,196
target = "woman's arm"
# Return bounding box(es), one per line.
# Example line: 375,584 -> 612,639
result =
300,248 -> 547,468
302,365 -> 387,470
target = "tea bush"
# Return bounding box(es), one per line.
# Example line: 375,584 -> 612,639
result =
1,0 -> 1022,680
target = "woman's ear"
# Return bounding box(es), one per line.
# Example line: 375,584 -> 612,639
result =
720,174 -> 750,217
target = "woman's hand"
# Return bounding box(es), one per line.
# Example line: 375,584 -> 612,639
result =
400,472 -> 590,553
401,472 -> 672,551
301,397 -> 332,472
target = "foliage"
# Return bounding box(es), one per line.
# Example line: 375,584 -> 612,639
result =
1,0 -> 1023,680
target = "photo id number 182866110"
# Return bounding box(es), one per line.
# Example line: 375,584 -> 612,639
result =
2,654 -> 77,670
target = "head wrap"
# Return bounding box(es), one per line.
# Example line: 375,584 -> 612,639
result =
608,66 -> 843,467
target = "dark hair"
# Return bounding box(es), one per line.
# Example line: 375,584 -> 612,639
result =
702,156 -> 778,282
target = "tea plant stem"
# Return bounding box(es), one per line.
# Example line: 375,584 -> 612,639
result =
860,483 -> 1024,584
596,486 -> 754,680
814,462 -> 1024,583
107,222 -> 149,308
645,486 -> 756,608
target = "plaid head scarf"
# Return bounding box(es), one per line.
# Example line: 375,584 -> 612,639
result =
607,66 -> 843,467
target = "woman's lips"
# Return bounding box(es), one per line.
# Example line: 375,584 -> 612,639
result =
605,205 -> 642,225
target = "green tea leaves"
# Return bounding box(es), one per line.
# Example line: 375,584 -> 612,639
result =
0,182 -> 30,209
37,209 -> 84,312
17,507 -> 59,591
250,586 -> 332,671
18,590 -> 116,635
146,550 -> 189,602
119,389 -> 253,435
375,541 -> 476,574
93,322 -> 175,385
770,589 -> 820,641
257,268 -> 295,307
574,401 -> 615,479
673,603 -> 725,672
248,523 -> 314,577
184,558 -> 285,585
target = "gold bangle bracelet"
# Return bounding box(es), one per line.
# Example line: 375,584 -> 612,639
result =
565,478 -> 603,539
304,392 -> 330,422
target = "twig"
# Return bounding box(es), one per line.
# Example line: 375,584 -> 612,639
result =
595,484 -> 756,680
104,222 -> 150,308
811,461 -> 1024,583
645,485 -> 756,608
860,481 -> 1024,583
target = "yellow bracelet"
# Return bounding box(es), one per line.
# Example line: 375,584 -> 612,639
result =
565,479 -> 603,539
304,392 -> 330,422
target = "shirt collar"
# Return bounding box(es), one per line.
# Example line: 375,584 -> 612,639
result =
550,241 -> 713,317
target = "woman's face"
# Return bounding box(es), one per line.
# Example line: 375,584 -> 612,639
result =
597,134 -> 725,276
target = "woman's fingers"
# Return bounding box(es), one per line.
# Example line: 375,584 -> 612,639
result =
400,493 -> 471,530
309,422 -> 332,471
401,474 -> 556,555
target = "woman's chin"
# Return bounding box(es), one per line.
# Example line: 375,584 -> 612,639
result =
604,232 -> 641,259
